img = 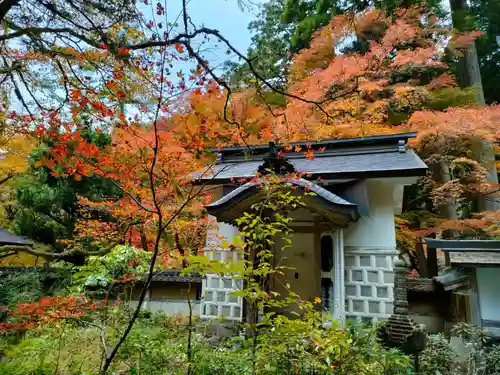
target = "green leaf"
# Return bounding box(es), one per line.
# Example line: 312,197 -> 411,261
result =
229,290 -> 247,297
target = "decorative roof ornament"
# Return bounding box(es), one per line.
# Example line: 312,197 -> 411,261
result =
398,139 -> 406,153
257,142 -> 295,176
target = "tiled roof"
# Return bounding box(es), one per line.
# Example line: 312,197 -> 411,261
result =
196,149 -> 427,182
212,132 -> 418,155
424,238 -> 500,266
0,267 -> 202,284
207,178 -> 356,209
433,270 -> 469,291
425,238 -> 500,251
0,228 -> 32,246
150,270 -> 202,283
450,252 -> 500,266
206,178 -> 359,225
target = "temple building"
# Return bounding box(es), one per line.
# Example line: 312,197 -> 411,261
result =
195,133 -> 427,324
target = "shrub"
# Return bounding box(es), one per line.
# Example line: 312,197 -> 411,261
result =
483,344 -> 500,375
419,333 -> 457,375
0,308 -> 413,375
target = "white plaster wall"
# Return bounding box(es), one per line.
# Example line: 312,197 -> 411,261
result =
344,180 -> 397,249
476,267 -> 500,336
129,300 -> 201,316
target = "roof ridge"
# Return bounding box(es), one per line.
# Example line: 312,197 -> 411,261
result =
211,132 -> 417,155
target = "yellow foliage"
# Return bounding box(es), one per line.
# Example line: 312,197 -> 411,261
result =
0,253 -> 47,267
0,133 -> 36,179
0,98 -> 37,228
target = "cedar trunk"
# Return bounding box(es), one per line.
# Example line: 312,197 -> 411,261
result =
450,0 -> 500,212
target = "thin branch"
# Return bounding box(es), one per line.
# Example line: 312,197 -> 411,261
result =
53,59 -> 70,110
0,0 -> 19,22
1,55 -> 33,117
0,173 -> 14,186
17,71 -> 51,111
0,61 -> 22,74
124,27 -> 210,50
182,0 -> 189,34
35,0 -> 93,32
0,242 -> 120,259
1,22 -> 96,46
100,152 -> 221,373
100,37 -> 169,374
183,41 -> 253,149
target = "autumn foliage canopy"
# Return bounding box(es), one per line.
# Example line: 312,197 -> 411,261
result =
4,5 -> 499,266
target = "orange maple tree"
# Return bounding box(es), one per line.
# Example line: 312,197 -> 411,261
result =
241,6 -> 500,239
0,296 -> 109,333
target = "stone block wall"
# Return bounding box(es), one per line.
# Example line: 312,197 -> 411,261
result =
200,248 -> 243,321
344,248 -> 398,323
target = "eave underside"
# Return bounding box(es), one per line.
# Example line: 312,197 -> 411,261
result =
205,179 -> 359,227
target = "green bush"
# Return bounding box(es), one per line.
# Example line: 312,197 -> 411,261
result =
419,327 -> 500,375
419,333 -> 457,375
0,309 -> 413,375
483,344 -> 500,375
0,269 -> 71,308
0,272 -> 44,307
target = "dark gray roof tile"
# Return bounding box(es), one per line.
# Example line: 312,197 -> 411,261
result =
425,238 -> 500,251
450,252 -> 500,266
196,150 -> 426,182
206,178 -> 355,209
0,228 -> 32,246
150,270 -> 202,283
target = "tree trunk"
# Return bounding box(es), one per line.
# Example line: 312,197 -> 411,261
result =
450,0 -> 500,212
472,139 -> 500,211
435,160 -> 458,242
450,0 -> 484,104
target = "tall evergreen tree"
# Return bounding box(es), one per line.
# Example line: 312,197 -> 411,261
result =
225,0 -> 445,90
469,0 -> 500,104
10,128 -> 121,264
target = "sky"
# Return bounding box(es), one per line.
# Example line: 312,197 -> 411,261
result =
10,0 -> 263,114
183,0 -> 262,53
154,0 -> 264,68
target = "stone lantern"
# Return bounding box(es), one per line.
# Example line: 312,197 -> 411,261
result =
379,259 -> 427,355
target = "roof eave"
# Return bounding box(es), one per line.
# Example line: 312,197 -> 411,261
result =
205,179 -> 359,225
209,132 -> 418,154
195,167 -> 428,185
425,238 -> 500,252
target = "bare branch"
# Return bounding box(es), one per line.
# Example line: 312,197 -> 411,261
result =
0,0 -> 19,22
0,242 -> 120,260
0,22 -> 96,46
0,173 -> 14,186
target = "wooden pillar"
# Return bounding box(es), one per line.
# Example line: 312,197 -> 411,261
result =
313,215 -> 322,302
333,229 -> 346,325
141,287 -> 151,310
469,268 -> 482,327
426,246 -> 438,278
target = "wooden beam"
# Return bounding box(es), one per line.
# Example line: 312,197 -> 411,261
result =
427,247 -> 438,277
425,238 -> 500,250
289,226 -> 317,233
415,241 -> 428,278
